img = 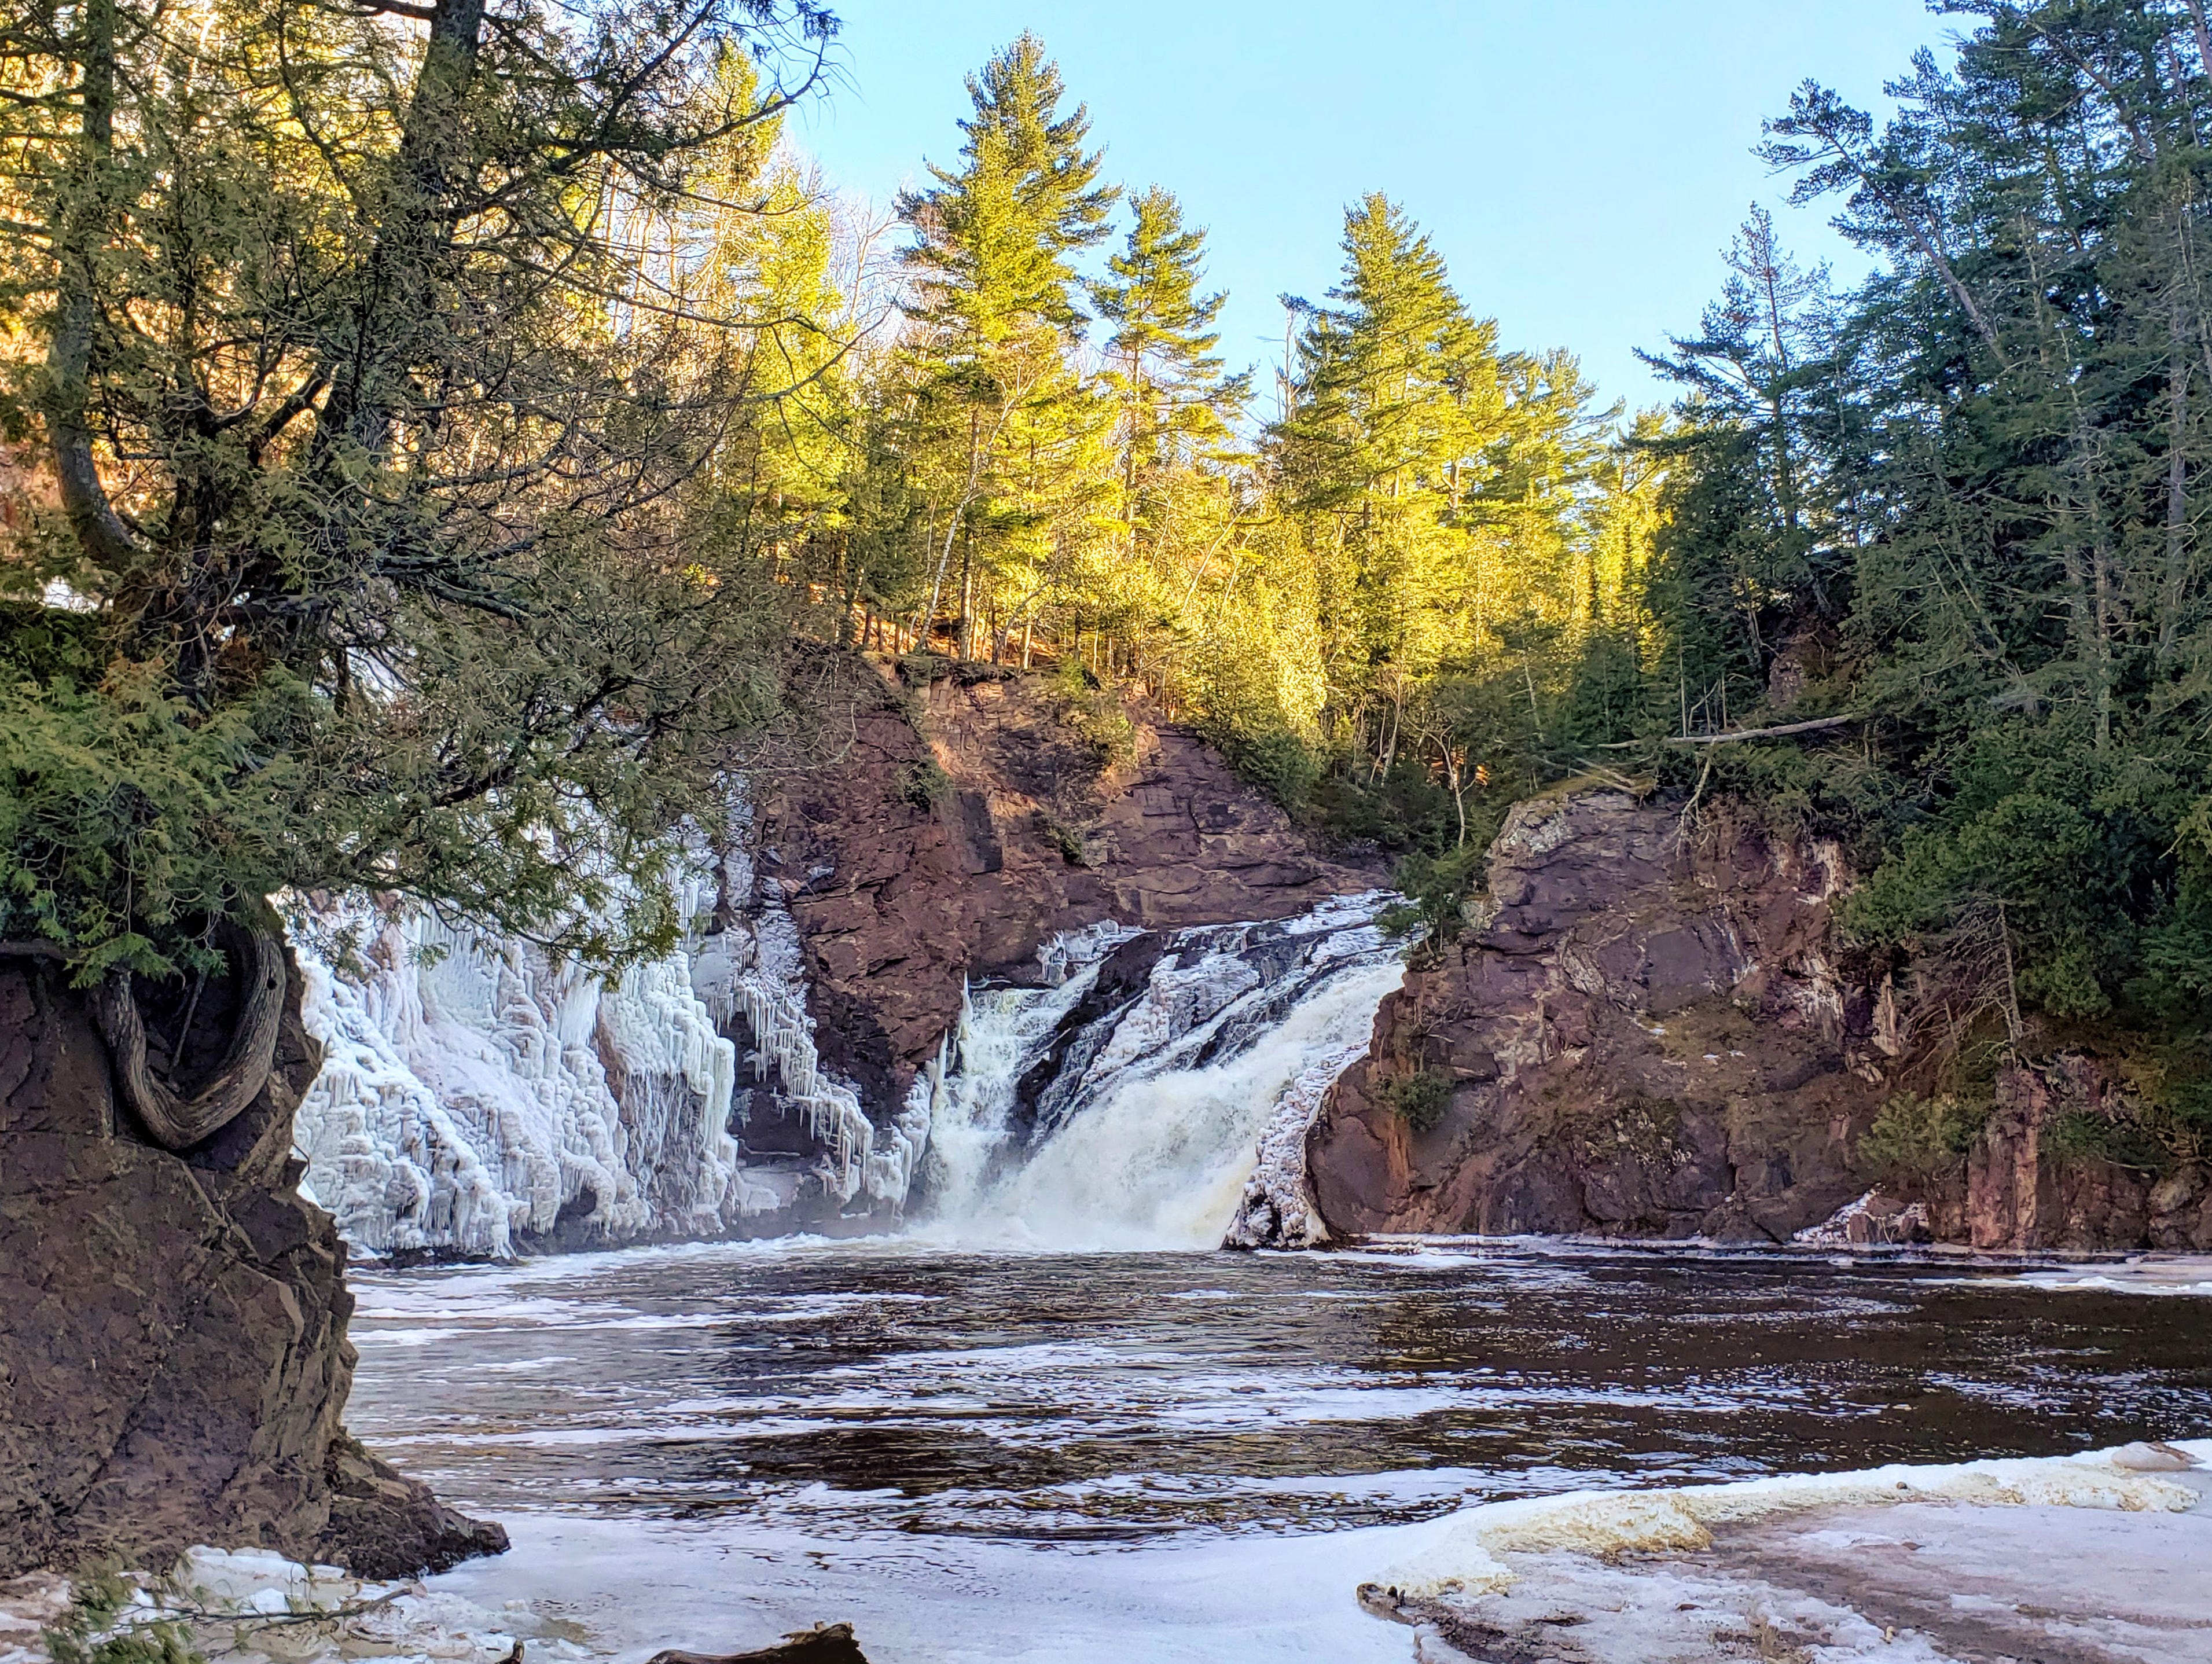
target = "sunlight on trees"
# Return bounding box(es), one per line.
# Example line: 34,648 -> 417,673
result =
6,0 -> 2209,1081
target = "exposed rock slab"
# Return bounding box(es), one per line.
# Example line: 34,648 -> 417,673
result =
760,666 -> 1381,1117
0,953 -> 504,1578
1309,788 -> 1890,1241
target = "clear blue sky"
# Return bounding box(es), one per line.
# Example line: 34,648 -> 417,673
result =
788,1 -> 1962,417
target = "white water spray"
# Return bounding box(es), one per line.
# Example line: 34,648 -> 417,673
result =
916,895 -> 1403,1250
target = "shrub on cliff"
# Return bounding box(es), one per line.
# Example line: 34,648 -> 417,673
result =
1858,1094 -> 1989,1176
1383,1070 -> 1453,1134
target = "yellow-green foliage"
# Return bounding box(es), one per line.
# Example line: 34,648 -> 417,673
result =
1383,1070 -> 1453,1133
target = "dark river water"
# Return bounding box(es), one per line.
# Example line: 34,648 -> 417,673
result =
346,1239 -> 2212,1662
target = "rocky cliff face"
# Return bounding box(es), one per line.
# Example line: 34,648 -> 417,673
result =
760,663 -> 1380,1123
1307,789 -> 1896,1242
1897,1055 -> 2212,1251
282,660 -> 1380,1255
0,950 -> 505,1578
1305,786 -> 2212,1252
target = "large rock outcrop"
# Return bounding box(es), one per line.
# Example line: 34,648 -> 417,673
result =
760,663 -> 1380,1117
1308,788 -> 1894,1241
0,948 -> 505,1578
1305,785 -> 2212,1252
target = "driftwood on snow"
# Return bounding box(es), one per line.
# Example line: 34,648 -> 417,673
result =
646,1624 -> 870,1664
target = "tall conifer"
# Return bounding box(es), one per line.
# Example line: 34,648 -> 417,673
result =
894,33 -> 1116,656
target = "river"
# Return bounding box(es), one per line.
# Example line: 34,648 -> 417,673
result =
347,1238 -> 2212,1663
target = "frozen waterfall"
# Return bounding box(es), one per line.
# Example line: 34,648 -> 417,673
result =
913,894 -> 1403,1250
289,829 -> 902,1257
288,818 -> 1400,1258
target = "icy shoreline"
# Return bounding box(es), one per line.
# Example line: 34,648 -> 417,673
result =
1363,1439 -> 2212,1664
8,1442 -> 2206,1664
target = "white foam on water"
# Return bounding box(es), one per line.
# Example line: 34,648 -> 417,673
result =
424,1508 -> 1432,1664
984,959 -> 1404,1249
1997,1260 -> 2212,1296
916,897 -> 1403,1251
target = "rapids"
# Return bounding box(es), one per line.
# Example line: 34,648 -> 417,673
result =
915,893 -> 1401,1248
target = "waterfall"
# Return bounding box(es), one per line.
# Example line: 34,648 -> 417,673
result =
289,797 -> 1401,1259
913,894 -> 1403,1250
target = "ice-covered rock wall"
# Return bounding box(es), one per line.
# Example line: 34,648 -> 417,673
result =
917,894 -> 1403,1249
293,900 -> 754,1258
291,824 -> 914,1257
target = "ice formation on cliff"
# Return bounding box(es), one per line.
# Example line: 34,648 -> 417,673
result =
290,800 -> 1394,1258
291,822 -> 903,1256
1222,1040 -> 1365,1249
293,899 -> 749,1258
920,893 -> 1402,1249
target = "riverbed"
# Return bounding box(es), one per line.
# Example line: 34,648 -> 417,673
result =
347,1239 -> 2212,1662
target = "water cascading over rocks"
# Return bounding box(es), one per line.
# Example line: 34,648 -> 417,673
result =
915,893 -> 1404,1248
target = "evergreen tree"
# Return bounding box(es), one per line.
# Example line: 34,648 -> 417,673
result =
1627,0 -> 2212,1063
1092,187 -> 1251,547
1088,187 -> 1254,695
1267,193 -> 1614,824
892,32 -> 1117,659
0,0 -> 840,987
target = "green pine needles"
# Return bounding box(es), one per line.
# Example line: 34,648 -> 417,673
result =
0,1 -> 840,980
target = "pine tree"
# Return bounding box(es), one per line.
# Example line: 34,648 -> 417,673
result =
1639,207 -> 1840,678
1092,187 -> 1251,545
0,0 -> 839,986
893,33 -> 1118,659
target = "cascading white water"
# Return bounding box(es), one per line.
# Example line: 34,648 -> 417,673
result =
291,802 -> 1400,1259
915,895 -> 1403,1250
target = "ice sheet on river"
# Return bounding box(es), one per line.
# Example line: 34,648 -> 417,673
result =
1364,1439 -> 2212,1664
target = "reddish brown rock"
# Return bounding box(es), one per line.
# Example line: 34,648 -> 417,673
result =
759,663 -> 1379,1108
1305,785 -> 2212,1252
1308,788 -> 1894,1241
1949,1056 -> 2209,1251
0,950 -> 504,1578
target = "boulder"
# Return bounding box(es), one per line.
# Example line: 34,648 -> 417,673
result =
0,948 -> 504,1578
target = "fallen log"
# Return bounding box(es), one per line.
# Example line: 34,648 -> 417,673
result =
1594,713 -> 1862,749
646,1624 -> 870,1664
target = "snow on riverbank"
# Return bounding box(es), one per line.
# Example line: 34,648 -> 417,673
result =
1363,1439 -> 2212,1664
10,1443 -> 2207,1664
0,1547 -> 565,1664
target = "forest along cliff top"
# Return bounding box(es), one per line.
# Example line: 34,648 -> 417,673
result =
757,657 -> 1386,1115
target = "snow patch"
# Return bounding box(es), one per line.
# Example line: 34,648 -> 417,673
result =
1362,1439 -> 2211,1606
